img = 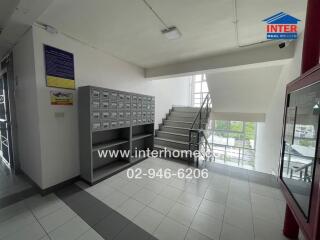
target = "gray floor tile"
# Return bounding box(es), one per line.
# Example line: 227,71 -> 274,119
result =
0,201 -> 27,223
177,192 -> 202,209
184,182 -> 208,197
114,223 -> 153,240
226,195 -> 251,212
132,207 -> 164,234
159,185 -> 183,201
25,194 -> 65,219
253,216 -> 287,240
144,181 -> 166,194
58,187 -> 114,226
49,216 -> 90,240
118,181 -> 143,197
2,219 -> 46,240
220,222 -> 254,240
224,206 -> 254,233
0,208 -> 35,238
185,229 -> 214,240
154,217 -> 188,240
148,195 -> 175,215
77,229 -> 104,240
85,184 -> 115,200
167,202 -> 197,227
93,211 -> 130,239
38,205 -> 76,233
101,190 -> 129,209
133,188 -> 158,205
190,212 -> 222,240
198,199 -> 225,221
204,189 -> 227,205
117,198 -> 145,220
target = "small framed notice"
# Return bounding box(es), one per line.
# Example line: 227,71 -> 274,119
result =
50,91 -> 73,105
44,45 -> 75,89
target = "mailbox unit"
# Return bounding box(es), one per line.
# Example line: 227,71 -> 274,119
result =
79,86 -> 155,184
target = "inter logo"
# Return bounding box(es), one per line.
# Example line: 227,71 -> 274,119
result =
263,12 -> 300,40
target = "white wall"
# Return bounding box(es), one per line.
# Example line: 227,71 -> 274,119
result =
255,37 -> 304,174
204,38 -> 304,175
207,65 -> 283,114
13,29 -> 43,185
14,25 -> 190,189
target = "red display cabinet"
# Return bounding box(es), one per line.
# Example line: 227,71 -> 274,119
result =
280,64 -> 320,240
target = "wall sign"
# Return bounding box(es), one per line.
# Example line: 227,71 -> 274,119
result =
50,91 -> 73,105
44,45 -> 75,89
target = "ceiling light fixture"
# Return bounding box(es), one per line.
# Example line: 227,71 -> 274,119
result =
36,22 -> 58,34
142,0 -> 182,40
161,26 -> 182,40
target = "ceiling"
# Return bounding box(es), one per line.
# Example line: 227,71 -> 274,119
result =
207,65 -> 283,113
0,0 -> 20,56
0,0 -> 19,28
37,0 -> 307,68
0,0 -> 54,58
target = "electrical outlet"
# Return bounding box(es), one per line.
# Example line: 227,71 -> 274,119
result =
54,112 -> 64,118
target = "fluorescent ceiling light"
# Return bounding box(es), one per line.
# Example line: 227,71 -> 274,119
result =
162,26 -> 182,40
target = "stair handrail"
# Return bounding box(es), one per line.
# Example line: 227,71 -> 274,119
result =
199,130 -> 214,162
190,93 -> 211,130
188,94 -> 212,166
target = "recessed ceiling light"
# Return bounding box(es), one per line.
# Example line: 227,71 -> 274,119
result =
161,26 -> 182,40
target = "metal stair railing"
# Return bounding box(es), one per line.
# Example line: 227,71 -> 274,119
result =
188,94 -> 212,166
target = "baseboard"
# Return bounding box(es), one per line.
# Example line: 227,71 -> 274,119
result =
0,188 -> 37,209
21,171 -> 81,196
39,176 -> 81,196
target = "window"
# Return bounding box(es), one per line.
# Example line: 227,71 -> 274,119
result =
203,120 -> 257,169
191,74 -> 208,107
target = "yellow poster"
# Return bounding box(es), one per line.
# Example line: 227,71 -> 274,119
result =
50,91 -> 73,105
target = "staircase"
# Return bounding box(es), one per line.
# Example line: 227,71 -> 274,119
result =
154,106 -> 206,157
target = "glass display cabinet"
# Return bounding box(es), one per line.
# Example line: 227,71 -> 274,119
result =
280,65 -> 320,240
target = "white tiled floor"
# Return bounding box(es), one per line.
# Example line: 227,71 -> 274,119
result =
0,162 -> 32,199
0,193 -> 103,240
0,157 -> 301,240
81,157 -> 291,240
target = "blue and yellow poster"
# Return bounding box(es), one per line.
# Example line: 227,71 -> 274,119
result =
44,45 -> 75,89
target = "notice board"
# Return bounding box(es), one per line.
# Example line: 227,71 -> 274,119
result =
44,45 -> 75,89
50,91 -> 73,105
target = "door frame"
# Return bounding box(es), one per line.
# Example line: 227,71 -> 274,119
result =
279,64 -> 320,240
0,53 -> 19,172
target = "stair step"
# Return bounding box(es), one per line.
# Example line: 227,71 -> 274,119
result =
167,115 -> 196,122
154,145 -> 190,160
159,131 -> 188,137
154,144 -> 179,152
172,106 -> 200,112
156,131 -> 189,142
163,120 -> 206,129
154,137 -> 189,150
160,126 -> 190,135
170,111 -> 198,117
154,137 -> 188,145
163,120 -> 193,128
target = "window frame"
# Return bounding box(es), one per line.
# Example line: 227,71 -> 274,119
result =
191,74 -> 208,107
205,120 -> 257,169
